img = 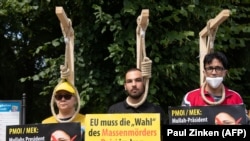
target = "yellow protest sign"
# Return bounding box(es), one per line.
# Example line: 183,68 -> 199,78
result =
85,113 -> 160,141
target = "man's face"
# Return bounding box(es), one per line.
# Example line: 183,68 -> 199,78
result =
203,58 -> 227,78
124,70 -> 145,99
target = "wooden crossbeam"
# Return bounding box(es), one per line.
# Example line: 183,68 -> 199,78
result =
199,9 -> 230,37
55,7 -> 70,28
139,9 -> 149,30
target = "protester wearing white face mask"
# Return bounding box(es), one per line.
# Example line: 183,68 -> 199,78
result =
181,52 -> 245,106
206,76 -> 223,89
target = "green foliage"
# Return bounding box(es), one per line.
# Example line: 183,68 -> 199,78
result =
1,0 -> 250,123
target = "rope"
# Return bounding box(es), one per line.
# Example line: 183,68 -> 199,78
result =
201,82 -> 226,105
126,12 -> 151,108
206,19 -> 218,53
50,17 -> 80,122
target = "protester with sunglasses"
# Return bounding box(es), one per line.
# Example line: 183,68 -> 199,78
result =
181,51 -> 249,124
42,80 -> 85,140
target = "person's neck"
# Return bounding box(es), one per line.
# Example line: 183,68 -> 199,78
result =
57,110 -> 75,119
206,84 -> 223,96
127,96 -> 143,104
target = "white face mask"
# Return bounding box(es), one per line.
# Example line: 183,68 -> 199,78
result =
206,77 -> 223,88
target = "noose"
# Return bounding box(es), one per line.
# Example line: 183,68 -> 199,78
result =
126,9 -> 152,108
50,7 -> 81,122
201,19 -> 225,105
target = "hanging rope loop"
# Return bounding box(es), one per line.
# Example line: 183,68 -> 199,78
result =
141,57 -> 152,78
54,7 -> 79,122
201,82 -> 226,105
126,9 -> 150,108
60,64 -> 70,79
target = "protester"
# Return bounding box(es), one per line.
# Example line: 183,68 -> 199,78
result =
181,51 -> 249,123
108,68 -> 167,140
182,52 -> 244,106
42,80 -> 85,140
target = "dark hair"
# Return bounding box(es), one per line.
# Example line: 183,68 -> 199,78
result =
124,68 -> 142,82
203,52 -> 228,69
126,68 -> 142,74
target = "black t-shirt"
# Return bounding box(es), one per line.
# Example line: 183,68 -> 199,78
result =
108,100 -> 167,140
108,100 -> 167,125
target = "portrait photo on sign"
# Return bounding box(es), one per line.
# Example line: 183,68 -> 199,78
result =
168,105 -> 247,125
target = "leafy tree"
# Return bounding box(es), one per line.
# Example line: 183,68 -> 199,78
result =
1,0 -> 250,123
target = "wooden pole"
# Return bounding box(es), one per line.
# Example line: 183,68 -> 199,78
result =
55,7 -> 75,85
136,9 -> 149,69
199,9 -> 230,85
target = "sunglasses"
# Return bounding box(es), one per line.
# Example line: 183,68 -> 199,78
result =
55,94 -> 72,100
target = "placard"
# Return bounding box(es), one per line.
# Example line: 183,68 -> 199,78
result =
6,122 -> 81,141
168,105 -> 247,125
85,113 -> 161,141
0,100 -> 21,141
